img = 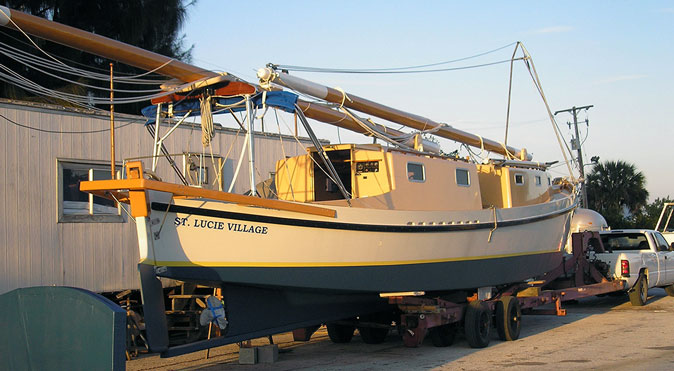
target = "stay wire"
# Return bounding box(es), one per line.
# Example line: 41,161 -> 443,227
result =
276,59 -> 519,75
275,42 -> 517,73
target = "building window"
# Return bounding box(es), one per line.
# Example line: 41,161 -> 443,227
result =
407,162 -> 425,182
514,174 -> 525,185
535,175 -> 542,186
456,168 -> 470,187
58,160 -> 123,223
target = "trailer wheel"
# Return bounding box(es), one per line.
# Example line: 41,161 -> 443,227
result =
327,323 -> 355,343
429,324 -> 456,347
464,301 -> 491,348
358,326 -> 389,344
664,284 -> 674,297
495,296 -> 521,341
628,272 -> 648,306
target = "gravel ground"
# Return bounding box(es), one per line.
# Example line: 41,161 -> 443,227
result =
127,288 -> 674,370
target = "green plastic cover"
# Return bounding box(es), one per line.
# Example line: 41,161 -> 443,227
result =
0,286 -> 126,371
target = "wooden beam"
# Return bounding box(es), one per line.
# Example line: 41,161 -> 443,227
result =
80,178 -> 336,218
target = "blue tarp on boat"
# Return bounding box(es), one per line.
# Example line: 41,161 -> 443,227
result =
141,91 -> 298,124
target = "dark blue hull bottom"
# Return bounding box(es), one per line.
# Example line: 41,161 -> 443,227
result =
158,251 -> 564,293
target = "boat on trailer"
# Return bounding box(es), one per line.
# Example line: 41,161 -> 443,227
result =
1,6 -> 579,355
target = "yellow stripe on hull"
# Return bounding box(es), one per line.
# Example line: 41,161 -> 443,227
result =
141,248 -> 560,268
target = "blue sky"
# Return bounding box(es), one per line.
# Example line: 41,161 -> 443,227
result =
184,1 -> 673,201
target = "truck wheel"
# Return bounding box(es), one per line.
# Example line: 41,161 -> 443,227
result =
429,324 -> 456,347
628,272 -> 648,306
464,300 -> 491,348
665,285 -> 674,297
495,296 -> 522,341
327,323 -> 355,343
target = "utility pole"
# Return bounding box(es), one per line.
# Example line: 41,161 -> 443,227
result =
554,105 -> 593,208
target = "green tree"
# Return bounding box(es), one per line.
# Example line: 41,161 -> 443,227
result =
633,197 -> 674,229
586,160 -> 649,229
0,0 -> 196,113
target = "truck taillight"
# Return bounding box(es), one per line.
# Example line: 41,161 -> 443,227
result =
621,260 -> 630,276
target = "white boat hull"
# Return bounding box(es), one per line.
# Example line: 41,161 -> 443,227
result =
137,191 -> 574,292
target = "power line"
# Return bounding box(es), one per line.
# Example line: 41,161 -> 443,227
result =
0,112 -> 138,134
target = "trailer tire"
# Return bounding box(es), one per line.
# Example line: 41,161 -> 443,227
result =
464,300 -> 491,348
358,326 -> 389,344
430,324 -> 456,347
327,323 -> 355,343
628,272 -> 648,306
495,296 -> 521,341
665,284 -> 674,297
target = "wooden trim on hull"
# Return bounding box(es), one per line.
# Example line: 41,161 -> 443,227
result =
151,201 -> 575,233
155,251 -> 564,292
80,177 -> 336,218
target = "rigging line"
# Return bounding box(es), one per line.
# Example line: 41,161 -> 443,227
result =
0,7 -> 69,67
0,112 -> 137,133
504,42 -> 520,146
276,107 -> 344,190
295,105 -> 352,203
339,106 -> 415,150
0,9 -> 173,85
0,65 -> 164,105
518,43 -> 574,179
0,49 -> 164,93
0,41 -> 167,84
0,29 -> 169,80
120,59 -> 175,79
274,108 -> 296,201
275,42 -> 517,72
276,59 -> 522,75
0,67 -> 104,110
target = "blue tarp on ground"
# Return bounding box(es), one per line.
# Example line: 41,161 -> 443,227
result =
141,91 -> 299,124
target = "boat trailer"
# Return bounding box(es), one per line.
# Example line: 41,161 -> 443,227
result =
383,231 -> 624,348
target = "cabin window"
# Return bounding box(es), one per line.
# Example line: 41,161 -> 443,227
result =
535,175 -> 542,186
456,168 -> 470,187
407,162 -> 425,182
58,160 -> 124,223
514,174 -> 525,185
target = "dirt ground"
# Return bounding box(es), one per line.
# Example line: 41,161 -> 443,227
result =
127,288 -> 674,370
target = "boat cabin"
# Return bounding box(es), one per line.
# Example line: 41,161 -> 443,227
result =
275,144 -> 552,211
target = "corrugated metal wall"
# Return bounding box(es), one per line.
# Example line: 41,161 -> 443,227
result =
0,100 -> 316,294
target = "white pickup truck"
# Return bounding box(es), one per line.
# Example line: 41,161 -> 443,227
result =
594,229 -> 674,306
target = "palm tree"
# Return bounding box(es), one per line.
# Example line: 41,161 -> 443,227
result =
586,160 -> 649,228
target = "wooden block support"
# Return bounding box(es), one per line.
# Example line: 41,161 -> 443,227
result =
238,347 -> 258,365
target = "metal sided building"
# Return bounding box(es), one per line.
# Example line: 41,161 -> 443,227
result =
0,99 -> 316,295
